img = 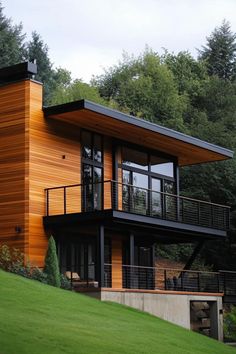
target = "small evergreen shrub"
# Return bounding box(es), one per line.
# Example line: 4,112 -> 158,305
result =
44,236 -> 61,288
60,274 -> 72,290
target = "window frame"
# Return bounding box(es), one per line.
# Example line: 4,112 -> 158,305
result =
81,129 -> 104,211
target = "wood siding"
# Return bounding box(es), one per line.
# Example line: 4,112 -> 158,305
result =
0,81 -> 29,256
28,81 -> 81,265
111,237 -> 123,288
0,78 -> 115,266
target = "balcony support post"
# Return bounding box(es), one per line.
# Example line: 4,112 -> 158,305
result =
112,144 -> 118,210
183,241 -> 204,270
97,224 -> 105,288
129,233 -> 135,289
176,166 -> 180,222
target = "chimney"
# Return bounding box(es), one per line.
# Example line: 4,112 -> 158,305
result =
0,61 -> 42,260
0,61 -> 37,84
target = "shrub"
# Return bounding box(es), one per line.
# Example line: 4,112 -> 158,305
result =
60,274 -> 72,290
0,245 -> 25,273
224,306 -> 236,341
31,267 -> 48,284
44,236 -> 61,288
0,243 -> 71,291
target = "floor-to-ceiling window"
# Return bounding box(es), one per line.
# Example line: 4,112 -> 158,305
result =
119,145 -> 177,218
81,130 -> 103,211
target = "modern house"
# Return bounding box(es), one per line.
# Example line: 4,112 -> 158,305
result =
0,62 -> 235,340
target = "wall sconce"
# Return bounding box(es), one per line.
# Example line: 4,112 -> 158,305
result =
15,226 -> 22,234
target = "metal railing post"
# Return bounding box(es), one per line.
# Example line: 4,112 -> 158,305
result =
164,269 -> 167,290
197,272 -> 200,292
46,189 -> 49,216
64,187 -> 66,214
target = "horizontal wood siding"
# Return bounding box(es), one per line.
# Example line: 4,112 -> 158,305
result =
28,81 -> 81,265
0,81 -> 29,256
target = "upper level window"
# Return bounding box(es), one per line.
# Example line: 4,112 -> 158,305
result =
122,147 -> 148,171
121,146 -> 175,179
150,155 -> 174,178
81,130 -> 102,163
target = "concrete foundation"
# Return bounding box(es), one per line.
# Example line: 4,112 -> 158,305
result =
99,290 -> 223,341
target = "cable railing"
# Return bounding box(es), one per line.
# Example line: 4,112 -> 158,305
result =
45,180 -> 230,231
104,263 -> 224,293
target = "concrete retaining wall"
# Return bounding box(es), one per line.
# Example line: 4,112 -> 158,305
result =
100,290 -> 223,340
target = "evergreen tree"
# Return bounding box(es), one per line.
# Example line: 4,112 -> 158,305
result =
199,20 -> 236,80
25,31 -> 55,103
44,236 -> 61,288
0,1 -> 25,67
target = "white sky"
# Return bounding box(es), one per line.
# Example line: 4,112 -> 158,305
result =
3,0 -> 236,82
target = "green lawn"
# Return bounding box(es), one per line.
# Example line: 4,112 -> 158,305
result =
0,270 -> 234,354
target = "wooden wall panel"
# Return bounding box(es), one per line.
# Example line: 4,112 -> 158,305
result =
0,81 -> 29,256
111,237 -> 123,288
0,79 -> 116,268
28,81 -> 81,266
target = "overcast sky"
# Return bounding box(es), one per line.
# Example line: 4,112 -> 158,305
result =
3,0 -> 236,82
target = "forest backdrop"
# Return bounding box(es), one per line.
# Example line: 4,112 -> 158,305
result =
1,1 -> 236,270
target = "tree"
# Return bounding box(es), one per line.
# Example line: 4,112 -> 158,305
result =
49,76 -> 108,106
199,20 -> 236,80
44,236 -> 61,287
25,31 -> 55,104
93,49 -> 188,131
0,1 -> 25,67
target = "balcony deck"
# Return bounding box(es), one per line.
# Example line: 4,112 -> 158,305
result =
44,181 -> 230,239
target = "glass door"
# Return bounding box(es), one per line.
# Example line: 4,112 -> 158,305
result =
122,170 -> 148,214
79,239 -> 96,282
82,164 -> 102,211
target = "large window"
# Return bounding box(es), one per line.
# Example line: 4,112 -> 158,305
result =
81,130 -> 103,211
120,146 -> 176,217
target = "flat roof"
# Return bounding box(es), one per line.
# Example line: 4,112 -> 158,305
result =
44,99 -> 233,166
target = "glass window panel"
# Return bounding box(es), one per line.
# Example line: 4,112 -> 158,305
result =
164,181 -> 177,221
122,170 -> 131,211
132,172 -> 148,189
164,181 -> 175,194
132,173 -> 148,215
94,134 -> 102,162
93,167 -> 102,183
122,169 -> 130,185
81,131 -> 92,159
151,178 -> 162,217
122,147 -> 148,171
151,155 -> 174,177
93,167 -> 102,210
83,164 -> 92,184
83,164 -> 93,211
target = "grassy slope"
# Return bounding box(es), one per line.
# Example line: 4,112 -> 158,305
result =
0,270 -> 234,354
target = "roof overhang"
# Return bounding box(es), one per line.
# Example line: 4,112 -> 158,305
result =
44,99 -> 233,166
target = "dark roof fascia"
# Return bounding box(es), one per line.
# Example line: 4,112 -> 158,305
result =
44,99 -> 234,159
0,61 -> 37,83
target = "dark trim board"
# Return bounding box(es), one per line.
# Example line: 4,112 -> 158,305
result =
44,99 -> 233,160
43,209 -> 227,241
0,61 -> 37,83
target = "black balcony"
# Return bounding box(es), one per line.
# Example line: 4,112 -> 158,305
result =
45,180 -> 230,232
104,264 -> 236,296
